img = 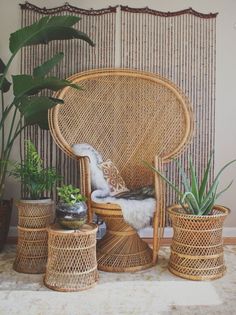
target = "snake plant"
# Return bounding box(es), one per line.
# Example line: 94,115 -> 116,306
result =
144,153 -> 236,215
0,15 -> 94,200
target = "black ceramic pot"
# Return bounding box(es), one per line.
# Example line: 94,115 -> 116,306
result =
56,201 -> 87,229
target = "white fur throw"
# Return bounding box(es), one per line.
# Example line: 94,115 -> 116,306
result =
72,143 -> 156,230
72,143 -> 110,193
92,190 -> 156,230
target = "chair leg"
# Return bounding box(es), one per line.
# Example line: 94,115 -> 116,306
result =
97,215 -> 153,272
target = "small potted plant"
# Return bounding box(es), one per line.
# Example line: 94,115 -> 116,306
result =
145,153 -> 236,280
11,140 -> 61,228
56,184 -> 87,229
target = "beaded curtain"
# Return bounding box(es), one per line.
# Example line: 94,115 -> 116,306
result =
20,3 -> 217,218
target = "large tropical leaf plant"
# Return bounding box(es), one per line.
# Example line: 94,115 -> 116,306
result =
0,15 -> 94,200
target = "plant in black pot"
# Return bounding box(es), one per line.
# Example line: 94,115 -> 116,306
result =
56,184 -> 87,229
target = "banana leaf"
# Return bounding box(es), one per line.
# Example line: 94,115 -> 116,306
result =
12,74 -> 81,98
33,53 -> 64,78
9,16 -> 94,55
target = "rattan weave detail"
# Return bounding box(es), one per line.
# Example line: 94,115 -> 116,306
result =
44,223 -> 98,292
168,204 -> 228,280
17,200 -> 54,228
49,68 -> 193,271
13,227 -> 48,274
95,210 -> 153,272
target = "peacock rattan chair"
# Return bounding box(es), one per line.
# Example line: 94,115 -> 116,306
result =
49,68 -> 193,272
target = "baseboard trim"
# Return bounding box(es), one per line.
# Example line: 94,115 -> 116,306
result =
7,226 -> 236,245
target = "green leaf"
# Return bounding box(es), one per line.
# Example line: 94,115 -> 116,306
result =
189,159 -> 199,203
202,159 -> 236,208
0,75 -> 11,93
201,183 -> 218,215
9,15 -> 94,55
216,180 -> 234,200
25,107 -> 49,129
143,161 -> 183,197
18,96 -> 62,130
0,58 -> 6,73
19,96 -> 61,117
174,159 -> 191,191
33,53 -> 64,78
181,192 -> 200,215
199,152 -> 213,202
12,74 -> 81,98
200,179 -> 219,210
214,159 -> 236,184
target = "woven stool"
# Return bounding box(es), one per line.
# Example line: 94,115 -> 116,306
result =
44,223 -> 98,292
13,227 -> 48,273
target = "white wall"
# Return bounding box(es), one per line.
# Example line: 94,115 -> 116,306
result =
0,0 -> 236,228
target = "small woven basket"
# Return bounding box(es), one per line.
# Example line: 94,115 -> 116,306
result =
16,199 -> 54,228
44,223 -> 98,292
13,227 -> 48,274
168,204 -> 229,280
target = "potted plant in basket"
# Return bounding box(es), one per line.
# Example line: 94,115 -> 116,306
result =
145,153 -> 236,280
0,15 -> 94,249
10,140 -> 61,229
56,184 -> 87,229
10,140 -> 62,273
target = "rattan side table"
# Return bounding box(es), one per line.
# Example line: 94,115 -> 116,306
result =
44,223 -> 98,292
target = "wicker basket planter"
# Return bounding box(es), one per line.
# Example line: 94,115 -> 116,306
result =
14,199 -> 54,274
168,204 -> 229,281
16,199 -> 54,228
13,227 -> 48,273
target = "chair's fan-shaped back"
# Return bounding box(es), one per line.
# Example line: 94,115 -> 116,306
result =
49,69 -> 193,189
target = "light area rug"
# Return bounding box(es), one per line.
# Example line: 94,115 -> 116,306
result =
1,245 -> 236,315
0,282 -> 221,315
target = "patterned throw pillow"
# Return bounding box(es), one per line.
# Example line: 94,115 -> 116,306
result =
98,160 -> 129,196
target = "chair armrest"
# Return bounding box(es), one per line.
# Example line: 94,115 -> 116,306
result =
152,156 -> 166,264
76,156 -> 93,223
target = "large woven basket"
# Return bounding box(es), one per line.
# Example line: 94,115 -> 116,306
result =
168,204 -> 229,280
14,199 -> 54,274
13,227 -> 48,274
16,199 -> 54,228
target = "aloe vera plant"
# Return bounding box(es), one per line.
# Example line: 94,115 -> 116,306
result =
144,153 -> 236,215
0,15 -> 94,200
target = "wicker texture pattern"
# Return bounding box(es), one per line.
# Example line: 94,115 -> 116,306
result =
13,227 -> 48,274
95,206 -> 153,272
168,204 -> 228,280
17,200 -> 54,228
44,223 -> 98,292
14,200 -> 54,274
49,68 -> 193,271
50,69 -> 192,190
